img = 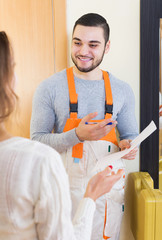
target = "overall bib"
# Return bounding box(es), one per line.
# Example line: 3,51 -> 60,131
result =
61,67 -> 125,240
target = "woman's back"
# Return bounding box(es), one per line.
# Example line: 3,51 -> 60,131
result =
0,137 -> 72,240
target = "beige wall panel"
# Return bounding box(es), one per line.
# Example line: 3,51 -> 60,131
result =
0,0 -> 67,138
53,0 -> 67,72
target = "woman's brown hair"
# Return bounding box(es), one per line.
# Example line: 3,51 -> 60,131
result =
0,31 -> 17,122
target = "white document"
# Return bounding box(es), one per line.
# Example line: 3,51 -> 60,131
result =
93,121 -> 157,172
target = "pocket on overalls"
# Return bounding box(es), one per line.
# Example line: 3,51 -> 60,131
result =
104,199 -> 124,239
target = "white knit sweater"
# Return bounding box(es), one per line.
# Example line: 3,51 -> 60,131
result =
0,137 -> 95,240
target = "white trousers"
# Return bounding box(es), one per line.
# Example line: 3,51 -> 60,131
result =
62,140 -> 125,240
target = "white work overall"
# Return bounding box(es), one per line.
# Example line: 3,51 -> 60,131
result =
61,67 -> 125,240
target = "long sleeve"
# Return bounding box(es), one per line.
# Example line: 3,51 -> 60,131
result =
30,72 -> 81,153
115,82 -> 138,140
34,152 -> 96,240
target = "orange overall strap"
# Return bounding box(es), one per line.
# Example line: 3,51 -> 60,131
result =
102,70 -> 113,119
66,67 -> 78,119
66,67 -> 83,158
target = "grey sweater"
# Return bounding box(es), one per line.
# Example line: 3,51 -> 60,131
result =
30,69 -> 138,153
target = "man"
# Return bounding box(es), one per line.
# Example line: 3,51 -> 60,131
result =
31,13 -> 138,240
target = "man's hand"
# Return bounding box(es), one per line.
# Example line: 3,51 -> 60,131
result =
119,139 -> 138,160
75,112 -> 117,141
84,166 -> 124,201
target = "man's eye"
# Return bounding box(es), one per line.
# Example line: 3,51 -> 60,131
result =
74,42 -> 81,46
89,44 -> 97,48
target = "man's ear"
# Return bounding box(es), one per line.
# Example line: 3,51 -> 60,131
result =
105,40 -> 110,54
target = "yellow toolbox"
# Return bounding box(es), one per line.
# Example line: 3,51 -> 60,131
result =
128,172 -> 162,240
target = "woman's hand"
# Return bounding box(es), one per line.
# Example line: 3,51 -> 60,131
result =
84,166 -> 124,201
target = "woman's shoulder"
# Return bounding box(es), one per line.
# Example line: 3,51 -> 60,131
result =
2,137 -> 61,162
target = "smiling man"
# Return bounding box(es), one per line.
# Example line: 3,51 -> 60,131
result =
30,13 -> 138,240
71,25 -> 109,74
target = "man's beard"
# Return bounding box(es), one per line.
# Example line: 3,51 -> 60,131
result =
71,51 -> 105,73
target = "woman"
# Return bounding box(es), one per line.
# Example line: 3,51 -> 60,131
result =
0,31 -> 123,240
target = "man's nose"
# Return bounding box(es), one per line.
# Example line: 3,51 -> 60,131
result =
79,44 -> 89,55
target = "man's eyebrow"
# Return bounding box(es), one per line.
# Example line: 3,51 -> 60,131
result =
72,37 -> 81,41
89,40 -> 101,44
72,38 -> 101,44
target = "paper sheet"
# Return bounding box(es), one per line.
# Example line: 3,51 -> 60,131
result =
93,121 -> 157,172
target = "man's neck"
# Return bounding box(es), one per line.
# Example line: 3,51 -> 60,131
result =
73,66 -> 103,80
0,123 -> 12,142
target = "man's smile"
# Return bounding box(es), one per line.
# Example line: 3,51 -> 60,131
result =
76,55 -> 93,62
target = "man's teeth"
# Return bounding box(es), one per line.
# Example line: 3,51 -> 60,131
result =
78,57 -> 92,61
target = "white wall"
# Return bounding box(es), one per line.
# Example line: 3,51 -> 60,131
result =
66,0 -> 140,176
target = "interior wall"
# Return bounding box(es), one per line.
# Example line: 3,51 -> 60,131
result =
0,0 -> 67,138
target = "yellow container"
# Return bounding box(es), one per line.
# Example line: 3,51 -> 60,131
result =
128,172 -> 162,240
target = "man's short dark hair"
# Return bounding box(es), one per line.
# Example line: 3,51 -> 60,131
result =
72,13 -> 110,44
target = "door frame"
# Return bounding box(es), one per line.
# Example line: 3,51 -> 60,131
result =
140,0 -> 162,188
